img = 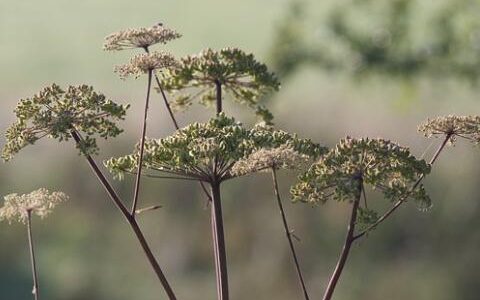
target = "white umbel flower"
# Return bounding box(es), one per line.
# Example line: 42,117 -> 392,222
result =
114,51 -> 178,79
103,23 -> 181,51
231,145 -> 309,176
0,188 -> 68,224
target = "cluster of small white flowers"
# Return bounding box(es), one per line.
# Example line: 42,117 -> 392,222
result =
103,23 -> 181,51
0,188 -> 68,224
418,115 -> 480,144
231,145 -> 309,176
114,51 -> 178,79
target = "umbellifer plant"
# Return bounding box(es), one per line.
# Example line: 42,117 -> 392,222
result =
2,21 -> 480,300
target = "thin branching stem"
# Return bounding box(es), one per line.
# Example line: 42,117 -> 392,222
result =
26,210 -> 39,300
322,179 -> 362,300
70,130 -> 177,300
143,46 -> 180,130
271,167 -> 310,300
353,133 -> 452,240
131,69 -> 153,216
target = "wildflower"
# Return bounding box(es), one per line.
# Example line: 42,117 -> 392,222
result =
231,145 -> 310,176
114,51 -> 178,79
2,84 -> 129,161
0,188 -> 68,224
418,115 -> 480,145
291,137 -> 431,209
105,114 -> 324,182
103,23 -> 181,51
160,48 -> 280,114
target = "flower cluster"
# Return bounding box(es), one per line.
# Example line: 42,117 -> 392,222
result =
114,51 -> 178,79
105,114 -> 324,182
291,137 -> 431,210
103,23 -> 181,51
0,188 -> 68,224
418,115 -> 480,145
231,145 -> 310,176
160,48 -> 280,114
2,84 -> 129,161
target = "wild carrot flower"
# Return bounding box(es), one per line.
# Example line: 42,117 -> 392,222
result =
0,188 -> 68,224
418,115 -> 480,145
2,84 -> 129,161
114,51 -> 178,79
103,23 -> 181,51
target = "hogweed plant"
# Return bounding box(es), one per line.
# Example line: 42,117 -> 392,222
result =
0,189 -> 68,300
105,115 -> 324,300
3,20 -> 480,300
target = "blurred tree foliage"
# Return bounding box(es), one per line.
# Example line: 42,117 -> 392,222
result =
270,0 -> 480,82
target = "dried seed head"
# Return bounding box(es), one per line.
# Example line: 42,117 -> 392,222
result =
0,188 -> 68,224
103,23 -> 181,51
114,51 -> 178,79
418,115 -> 480,145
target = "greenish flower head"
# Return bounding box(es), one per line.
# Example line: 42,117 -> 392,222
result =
0,188 -> 68,224
2,84 -> 129,161
103,23 -> 181,51
418,115 -> 480,145
105,114 -> 325,183
291,137 -> 431,210
160,48 -> 280,117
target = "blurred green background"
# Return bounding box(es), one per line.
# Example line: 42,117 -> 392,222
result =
1,0 -> 480,299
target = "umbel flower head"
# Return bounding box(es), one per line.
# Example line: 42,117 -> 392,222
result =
418,115 -> 480,145
231,145 -> 311,176
291,137 -> 432,210
160,48 -> 280,115
2,84 -> 129,161
105,114 -> 324,183
103,23 -> 181,51
0,188 -> 68,224
114,51 -> 178,79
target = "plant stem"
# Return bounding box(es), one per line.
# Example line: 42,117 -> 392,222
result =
210,181 -> 229,300
322,179 -> 362,300
144,48 -> 214,206
353,133 -> 452,240
215,80 -> 222,115
131,69 -> 153,216
26,210 -> 40,300
143,46 -> 180,130
271,168 -> 310,300
70,130 -> 177,300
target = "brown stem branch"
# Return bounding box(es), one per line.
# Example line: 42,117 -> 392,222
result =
215,80 -> 222,115
70,130 -> 177,300
271,168 -> 310,300
210,181 -> 229,300
131,69 -> 153,216
322,179 -> 362,300
26,210 -> 40,300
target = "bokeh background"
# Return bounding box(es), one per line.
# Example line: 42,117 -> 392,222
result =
1,0 -> 480,299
